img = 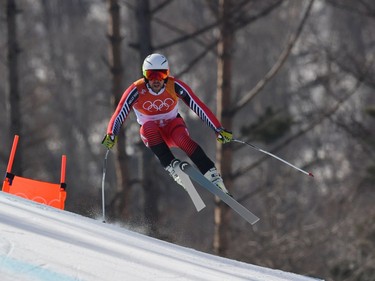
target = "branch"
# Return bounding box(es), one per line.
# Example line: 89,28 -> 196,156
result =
233,0 -> 284,31
154,20 -> 219,50
152,17 -> 215,51
174,40 -> 218,77
154,1 -> 283,50
233,75 -> 363,178
231,0 -> 315,115
325,0 -> 375,19
150,0 -> 174,14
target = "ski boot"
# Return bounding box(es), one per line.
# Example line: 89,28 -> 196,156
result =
204,167 -> 232,196
165,159 -> 184,188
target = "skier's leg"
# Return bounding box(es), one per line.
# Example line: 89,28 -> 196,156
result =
167,118 -> 230,194
140,121 -> 182,186
140,121 -> 174,166
167,117 -> 213,173
189,146 -> 231,195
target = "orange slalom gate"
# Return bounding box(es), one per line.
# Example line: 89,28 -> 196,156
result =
2,135 -> 67,210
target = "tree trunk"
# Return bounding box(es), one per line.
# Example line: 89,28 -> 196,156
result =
6,0 -> 22,176
214,0 -> 234,256
135,0 -> 162,237
107,0 -> 130,220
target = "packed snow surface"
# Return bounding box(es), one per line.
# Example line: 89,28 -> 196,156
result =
0,192 -> 323,281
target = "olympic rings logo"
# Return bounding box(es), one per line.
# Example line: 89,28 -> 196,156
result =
142,98 -> 175,112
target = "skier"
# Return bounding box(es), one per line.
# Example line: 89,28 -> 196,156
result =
102,53 -> 233,194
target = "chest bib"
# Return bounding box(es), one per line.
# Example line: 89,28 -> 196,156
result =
132,78 -> 179,125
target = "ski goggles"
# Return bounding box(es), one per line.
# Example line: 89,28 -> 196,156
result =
143,69 -> 169,80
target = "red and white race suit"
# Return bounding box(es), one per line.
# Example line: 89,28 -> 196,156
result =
107,77 -> 222,143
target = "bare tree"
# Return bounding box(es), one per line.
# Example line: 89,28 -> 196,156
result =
135,0 -> 163,237
214,0 -> 234,256
5,0 -> 22,175
213,0 -> 314,256
106,0 -> 131,221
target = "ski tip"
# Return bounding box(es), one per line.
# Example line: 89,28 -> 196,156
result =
308,172 -> 314,177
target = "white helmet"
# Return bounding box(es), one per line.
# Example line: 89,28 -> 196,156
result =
142,53 -> 169,77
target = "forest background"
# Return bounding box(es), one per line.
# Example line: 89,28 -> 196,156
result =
1,1 -> 374,281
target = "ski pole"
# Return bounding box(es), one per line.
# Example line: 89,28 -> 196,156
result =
101,149 -> 110,223
232,139 -> 314,177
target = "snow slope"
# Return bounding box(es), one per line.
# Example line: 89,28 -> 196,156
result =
0,192 -> 323,281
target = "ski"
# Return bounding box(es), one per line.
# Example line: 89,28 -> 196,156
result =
175,162 -> 206,212
179,161 -> 260,225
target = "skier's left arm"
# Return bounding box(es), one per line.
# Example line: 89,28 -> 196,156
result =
174,79 -> 232,144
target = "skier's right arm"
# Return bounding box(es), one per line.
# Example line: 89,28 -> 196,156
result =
102,85 -> 139,149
